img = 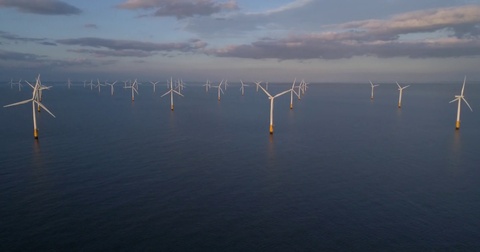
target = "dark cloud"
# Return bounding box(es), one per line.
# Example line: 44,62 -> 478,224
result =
0,30 -> 57,46
68,49 -> 154,58
208,34 -> 480,60
117,0 -> 238,19
0,49 -> 45,61
0,0 -> 81,15
56,37 -> 207,53
39,41 -> 57,46
0,30 -> 45,43
84,24 -> 98,29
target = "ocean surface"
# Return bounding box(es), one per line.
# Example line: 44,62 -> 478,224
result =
1,80 -> 480,251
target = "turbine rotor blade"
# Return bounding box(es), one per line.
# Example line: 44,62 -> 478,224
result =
4,99 -> 33,107
462,97 -> 473,111
449,98 -> 460,103
34,100 -> 56,118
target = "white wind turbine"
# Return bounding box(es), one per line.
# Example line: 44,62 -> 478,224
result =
88,79 -> 95,90
106,81 -> 118,96
203,80 -> 211,92
258,84 -> 292,134
396,82 -> 410,108
212,80 -> 225,101
449,76 -> 473,130
369,81 -> 379,100
67,78 -> 72,89
95,79 -> 106,93
161,77 -> 184,110
254,81 -> 263,92
150,81 -> 160,93
3,74 -> 55,139
26,78 -> 52,112
289,78 -> 300,109
240,80 -> 249,96
125,79 -> 139,101
15,79 -> 23,91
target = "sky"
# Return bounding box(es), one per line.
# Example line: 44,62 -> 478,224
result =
1,0 -> 480,83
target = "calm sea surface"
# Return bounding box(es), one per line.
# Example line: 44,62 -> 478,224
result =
1,81 -> 480,251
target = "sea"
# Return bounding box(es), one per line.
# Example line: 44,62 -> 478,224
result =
1,80 -> 480,251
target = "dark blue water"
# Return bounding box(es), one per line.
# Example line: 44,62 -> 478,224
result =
1,81 -> 480,251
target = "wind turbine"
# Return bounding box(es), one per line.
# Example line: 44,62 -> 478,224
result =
150,81 -> 160,93
161,77 -> 184,110
240,80 -> 248,96
89,80 -> 94,90
258,84 -> 292,134
15,79 -> 23,91
125,79 -> 139,101
290,78 -> 300,109
106,81 -> 117,96
369,81 -> 379,100
396,82 -> 410,108
449,76 -> 473,130
212,80 -> 225,101
95,79 -> 105,93
3,74 -> 55,139
203,80 -> 211,92
26,78 -> 52,112
67,78 -> 72,89
254,81 -> 263,92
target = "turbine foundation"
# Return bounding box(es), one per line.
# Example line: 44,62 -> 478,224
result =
456,121 -> 460,130
269,125 -> 274,134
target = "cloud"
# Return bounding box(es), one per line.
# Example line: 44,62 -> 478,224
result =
56,37 -> 207,53
84,24 -> 98,29
0,49 -> 45,61
337,5 -> 480,39
0,0 -> 81,15
117,0 -> 238,19
68,49 -> 154,58
206,5 -> 480,60
0,30 -> 58,46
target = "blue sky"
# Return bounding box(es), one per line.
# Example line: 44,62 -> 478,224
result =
1,0 -> 480,82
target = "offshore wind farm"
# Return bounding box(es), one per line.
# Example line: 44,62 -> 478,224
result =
2,78 -> 480,251
2,0 -> 480,251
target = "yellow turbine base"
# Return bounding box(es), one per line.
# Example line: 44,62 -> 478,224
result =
398,103 -> 401,108
37,106 -> 41,112
290,104 -> 293,109
456,121 -> 460,130
269,125 -> 274,134
34,129 -> 38,139
171,105 -> 174,111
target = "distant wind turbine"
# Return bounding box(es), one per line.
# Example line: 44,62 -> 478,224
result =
150,81 -> 160,93
67,78 -> 72,89
161,77 -> 184,110
290,78 -> 300,109
240,80 -> 248,96
106,81 -> 117,96
449,76 -> 473,130
3,74 -> 55,139
212,80 -> 225,101
369,81 -> 379,100
203,80 -> 211,93
258,83 -> 292,134
125,79 -> 139,101
396,82 -> 410,108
